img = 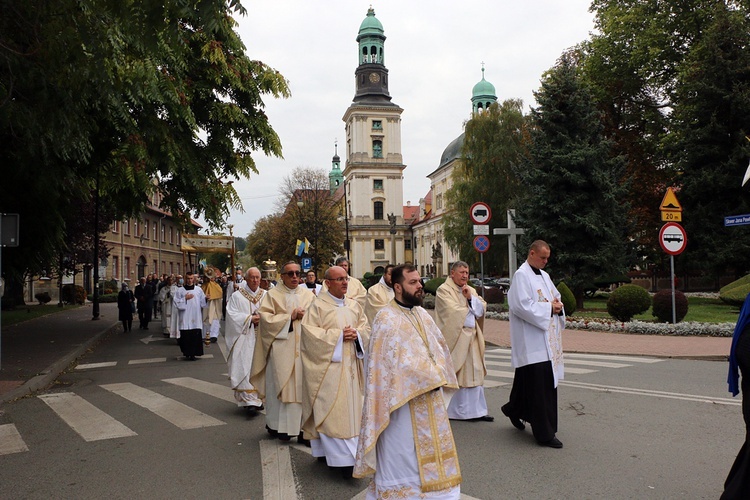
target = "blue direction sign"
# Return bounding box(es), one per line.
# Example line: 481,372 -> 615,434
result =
473,235 -> 490,253
725,214 -> 750,227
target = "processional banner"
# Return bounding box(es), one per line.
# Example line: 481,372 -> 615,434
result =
181,234 -> 233,254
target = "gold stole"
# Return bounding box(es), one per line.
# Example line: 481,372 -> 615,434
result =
404,309 -> 462,492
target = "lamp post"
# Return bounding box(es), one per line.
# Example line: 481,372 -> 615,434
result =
343,180 -> 350,262
92,166 -> 100,320
228,224 -> 234,282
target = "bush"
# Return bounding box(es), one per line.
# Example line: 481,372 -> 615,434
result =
606,284 -> 651,322
556,281 -> 576,315
34,292 -> 52,305
720,274 -> 750,307
98,293 -> 119,303
62,284 -> 87,305
103,279 -> 118,295
422,295 -> 435,309
486,303 -> 504,314
480,286 -> 504,304
652,289 -> 689,323
423,277 -> 446,295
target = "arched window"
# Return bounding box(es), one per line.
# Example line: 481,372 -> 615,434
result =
373,140 -> 383,158
374,201 -> 384,220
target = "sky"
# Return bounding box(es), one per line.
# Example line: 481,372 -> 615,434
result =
216,0 -> 597,237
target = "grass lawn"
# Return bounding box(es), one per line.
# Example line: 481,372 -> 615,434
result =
573,296 -> 740,324
1,304 -> 82,327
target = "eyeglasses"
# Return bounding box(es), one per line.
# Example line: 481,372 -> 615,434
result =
285,271 -> 301,277
328,277 -> 350,283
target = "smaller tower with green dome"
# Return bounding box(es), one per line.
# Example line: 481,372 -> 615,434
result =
329,141 -> 344,194
471,64 -> 497,114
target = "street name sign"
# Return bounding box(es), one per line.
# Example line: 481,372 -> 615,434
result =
724,214 -> 750,227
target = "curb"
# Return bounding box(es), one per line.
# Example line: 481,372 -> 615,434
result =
0,320 -> 119,404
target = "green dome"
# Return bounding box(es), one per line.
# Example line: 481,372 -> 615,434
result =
472,75 -> 496,98
358,7 -> 384,36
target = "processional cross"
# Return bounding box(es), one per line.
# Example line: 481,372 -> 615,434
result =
492,209 -> 526,280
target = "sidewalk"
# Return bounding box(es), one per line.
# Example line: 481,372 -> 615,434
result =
0,302 -> 119,403
0,304 -> 732,404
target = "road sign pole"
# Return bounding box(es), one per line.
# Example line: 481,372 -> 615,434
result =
480,251 -> 485,299
670,255 -> 676,324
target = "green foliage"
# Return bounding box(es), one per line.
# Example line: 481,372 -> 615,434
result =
362,273 -> 382,290
103,279 -> 119,295
0,0 -> 290,304
606,285 -> 651,322
423,277 -> 446,295
34,292 -> 52,305
98,293 -> 119,303
669,6 -> 750,275
443,100 -> 528,275
514,53 -> 631,307
556,281 -> 576,315
652,289 -> 689,323
720,275 -> 750,306
62,284 -> 87,305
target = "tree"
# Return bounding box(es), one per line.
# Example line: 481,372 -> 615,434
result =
514,53 -> 632,308
668,5 -> 750,275
443,100 -> 528,276
277,167 -> 344,273
246,214 -> 289,269
0,0 -> 290,304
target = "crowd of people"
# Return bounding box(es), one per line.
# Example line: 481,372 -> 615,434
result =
116,243 -> 567,499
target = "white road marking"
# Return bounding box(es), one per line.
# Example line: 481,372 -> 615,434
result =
163,377 -> 236,404
486,369 -> 516,378
484,379 -> 509,388
0,424 -> 29,455
37,392 -> 137,441
260,439 -> 300,500
560,379 -> 740,405
560,359 -> 630,368
75,361 -> 117,370
128,357 -> 167,365
101,383 -> 225,429
485,359 -> 596,375
486,348 -> 663,364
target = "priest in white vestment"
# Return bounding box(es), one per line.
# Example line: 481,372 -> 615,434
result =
251,261 -> 315,442
158,276 -> 176,337
321,256 -> 367,309
364,264 -> 394,325
354,264 -> 462,499
501,240 -> 566,448
436,261 -> 492,422
300,270 -> 323,296
225,267 -> 265,409
300,265 -> 370,477
169,275 -> 183,340
173,272 -> 207,361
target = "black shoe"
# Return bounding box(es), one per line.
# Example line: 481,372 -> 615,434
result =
277,433 -> 291,442
317,456 -> 327,463
266,425 -> 278,437
501,405 -> 525,431
340,466 -> 354,479
538,437 -> 563,449
210,337 -> 217,343
468,415 -> 494,422
297,432 -> 311,447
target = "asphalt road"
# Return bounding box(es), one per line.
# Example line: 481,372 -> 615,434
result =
0,324 -> 741,499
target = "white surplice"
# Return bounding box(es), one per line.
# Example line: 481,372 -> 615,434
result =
225,282 -> 265,407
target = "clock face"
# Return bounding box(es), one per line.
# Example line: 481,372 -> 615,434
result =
369,72 -> 380,83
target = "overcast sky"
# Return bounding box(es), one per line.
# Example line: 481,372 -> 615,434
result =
216,0 -> 597,237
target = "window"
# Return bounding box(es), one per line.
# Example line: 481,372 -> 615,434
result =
170,262 -> 174,274
112,221 -> 119,233
123,219 -> 130,235
374,201 -> 384,220
113,256 -> 119,279
373,179 -> 383,191
372,120 -> 382,130
153,260 -> 158,274
125,257 -> 131,278
169,227 -> 174,244
374,239 -> 385,250
143,220 -> 148,239
152,222 -> 157,241
161,224 -> 165,243
134,220 -> 139,238
373,140 -> 383,158
177,263 -> 181,274
404,238 -> 412,250
162,261 -> 166,273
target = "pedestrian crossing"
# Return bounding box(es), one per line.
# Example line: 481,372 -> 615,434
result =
2,376 -> 235,456
75,354 -> 215,370
482,348 -> 663,388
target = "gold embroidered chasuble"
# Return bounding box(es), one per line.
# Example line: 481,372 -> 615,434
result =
250,283 -> 315,402
321,276 -> 367,310
435,278 -> 487,388
354,301 -> 462,492
300,292 -> 370,440
226,286 -> 265,397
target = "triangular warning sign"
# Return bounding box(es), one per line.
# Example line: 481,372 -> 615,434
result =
660,187 -> 682,211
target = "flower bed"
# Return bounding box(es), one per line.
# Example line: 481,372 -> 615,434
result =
485,311 -> 735,337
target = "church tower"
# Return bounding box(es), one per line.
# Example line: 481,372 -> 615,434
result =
329,142 -> 343,194
471,64 -> 497,114
342,7 -> 407,276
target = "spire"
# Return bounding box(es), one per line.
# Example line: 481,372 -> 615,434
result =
329,139 -> 344,194
353,7 -> 393,104
471,63 -> 497,115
